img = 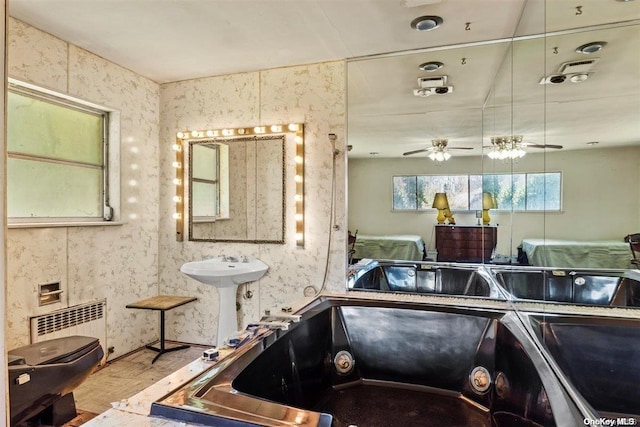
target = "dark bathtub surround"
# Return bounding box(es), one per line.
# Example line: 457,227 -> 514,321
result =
150,295 -> 638,426
349,260 -> 640,308
528,314 -> 640,418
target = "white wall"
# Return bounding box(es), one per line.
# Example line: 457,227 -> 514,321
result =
158,64 -> 347,346
349,145 -> 640,256
6,19 -> 161,357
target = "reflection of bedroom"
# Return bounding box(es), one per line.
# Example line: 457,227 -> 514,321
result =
348,144 -> 639,267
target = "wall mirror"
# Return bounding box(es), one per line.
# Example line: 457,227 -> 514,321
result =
188,135 -> 285,243
347,2 -> 640,302
175,124 -> 305,244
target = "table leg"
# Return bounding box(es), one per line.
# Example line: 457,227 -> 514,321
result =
145,310 -> 191,364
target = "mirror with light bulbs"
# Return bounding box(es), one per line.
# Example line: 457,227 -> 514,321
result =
174,123 -> 304,244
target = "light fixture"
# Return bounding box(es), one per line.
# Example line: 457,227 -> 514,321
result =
174,123 -> 305,246
569,73 -> 589,83
487,136 -> 526,160
411,15 -> 443,32
432,193 -> 449,224
576,41 -> 607,54
482,192 -> 496,225
173,138 -> 184,241
419,61 -> 444,72
428,139 -> 452,163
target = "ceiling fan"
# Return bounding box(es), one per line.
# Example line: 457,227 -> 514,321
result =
485,135 -> 563,160
403,139 -> 473,162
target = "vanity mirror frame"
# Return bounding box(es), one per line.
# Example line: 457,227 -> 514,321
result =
173,123 -> 305,245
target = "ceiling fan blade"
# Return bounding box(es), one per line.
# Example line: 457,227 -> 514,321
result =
524,143 -> 563,149
448,147 -> 474,150
403,148 -> 431,156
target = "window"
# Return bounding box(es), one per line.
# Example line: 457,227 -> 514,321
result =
393,172 -> 562,212
189,141 -> 230,223
7,82 -> 115,223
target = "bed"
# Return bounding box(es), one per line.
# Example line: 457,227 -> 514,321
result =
352,234 -> 425,261
520,238 -> 632,269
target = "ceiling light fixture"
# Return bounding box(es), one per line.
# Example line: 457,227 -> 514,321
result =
487,136 -> 526,160
411,15 -> 443,32
576,41 -> 607,54
428,139 -> 452,163
419,61 -> 444,71
570,73 -> 590,83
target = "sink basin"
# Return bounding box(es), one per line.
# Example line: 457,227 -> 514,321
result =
180,257 -> 268,287
180,257 -> 268,347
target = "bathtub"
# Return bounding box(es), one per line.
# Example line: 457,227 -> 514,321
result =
149,294 -> 639,426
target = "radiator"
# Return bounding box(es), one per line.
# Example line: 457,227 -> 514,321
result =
30,300 -> 107,356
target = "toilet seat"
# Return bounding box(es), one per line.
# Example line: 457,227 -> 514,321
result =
9,335 -> 100,366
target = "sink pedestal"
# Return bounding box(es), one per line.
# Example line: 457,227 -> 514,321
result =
216,285 -> 239,348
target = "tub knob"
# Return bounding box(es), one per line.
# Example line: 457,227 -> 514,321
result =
470,366 -> 491,394
334,350 -> 355,375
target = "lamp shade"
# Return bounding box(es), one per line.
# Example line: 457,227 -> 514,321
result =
482,192 -> 496,210
432,193 -> 449,209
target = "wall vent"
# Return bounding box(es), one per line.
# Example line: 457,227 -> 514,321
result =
418,75 -> 447,88
558,58 -> 598,75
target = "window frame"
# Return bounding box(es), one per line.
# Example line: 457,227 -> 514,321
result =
392,172 -> 563,213
7,79 -> 119,227
190,142 -> 223,222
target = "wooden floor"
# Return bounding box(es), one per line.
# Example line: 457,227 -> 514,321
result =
68,342 -> 207,424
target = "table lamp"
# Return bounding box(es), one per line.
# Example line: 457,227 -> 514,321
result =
432,193 -> 449,224
443,207 -> 455,224
482,192 -> 496,225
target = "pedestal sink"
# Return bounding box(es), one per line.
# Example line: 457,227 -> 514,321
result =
180,257 -> 268,347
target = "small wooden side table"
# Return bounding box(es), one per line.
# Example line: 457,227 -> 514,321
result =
126,295 -> 197,364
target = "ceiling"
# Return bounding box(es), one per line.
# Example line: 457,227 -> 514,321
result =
9,0 -> 640,158
9,0 -> 532,83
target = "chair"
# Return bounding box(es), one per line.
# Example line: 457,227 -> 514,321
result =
624,233 -> 640,268
348,229 -> 358,264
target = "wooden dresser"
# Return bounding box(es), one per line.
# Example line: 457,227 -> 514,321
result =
435,225 -> 497,263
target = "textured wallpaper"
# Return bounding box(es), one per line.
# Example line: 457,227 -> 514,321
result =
158,63 -> 348,346
6,18 -> 161,355
7,17 -> 348,353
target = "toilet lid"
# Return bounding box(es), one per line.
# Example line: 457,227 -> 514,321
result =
8,336 -> 100,366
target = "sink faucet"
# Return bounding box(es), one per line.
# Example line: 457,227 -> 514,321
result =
226,256 -> 239,263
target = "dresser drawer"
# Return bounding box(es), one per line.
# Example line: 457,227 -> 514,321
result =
435,225 -> 497,262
